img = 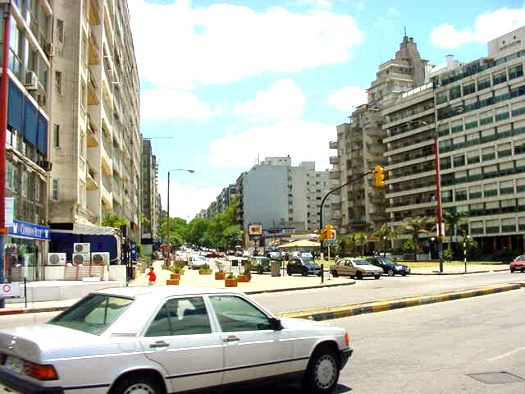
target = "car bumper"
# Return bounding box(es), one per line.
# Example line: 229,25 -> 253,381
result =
0,370 -> 64,393
339,347 -> 353,369
362,271 -> 381,276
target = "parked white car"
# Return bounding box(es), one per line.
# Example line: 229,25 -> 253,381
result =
0,287 -> 352,393
186,255 -> 209,269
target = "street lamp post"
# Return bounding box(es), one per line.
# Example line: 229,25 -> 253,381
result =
166,169 -> 195,265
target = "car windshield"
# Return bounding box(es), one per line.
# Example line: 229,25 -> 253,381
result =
515,256 -> 525,261
354,259 -> 369,265
49,294 -> 133,335
380,258 -> 395,264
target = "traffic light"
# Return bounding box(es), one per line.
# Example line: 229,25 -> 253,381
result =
461,229 -> 466,238
319,228 -> 327,240
373,165 -> 385,187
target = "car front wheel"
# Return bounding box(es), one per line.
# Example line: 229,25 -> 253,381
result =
374,275 -> 381,279
302,347 -> 340,393
387,269 -> 394,276
511,268 -> 515,273
331,270 -> 339,277
112,375 -> 163,394
356,271 -> 363,280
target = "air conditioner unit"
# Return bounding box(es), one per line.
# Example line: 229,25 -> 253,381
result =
72,252 -> 90,265
91,252 -> 110,265
37,160 -> 52,171
47,253 -> 66,266
24,71 -> 38,91
73,243 -> 90,253
44,43 -> 55,57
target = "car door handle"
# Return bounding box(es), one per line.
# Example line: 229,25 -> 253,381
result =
223,335 -> 240,343
149,341 -> 169,348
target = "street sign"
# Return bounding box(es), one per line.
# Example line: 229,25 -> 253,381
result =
0,283 -> 22,298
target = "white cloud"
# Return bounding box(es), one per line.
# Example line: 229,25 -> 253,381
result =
327,86 -> 367,112
209,119 -> 335,170
295,0 -> 333,10
141,88 -> 213,121
158,179 -> 222,221
430,7 -> 525,49
234,79 -> 305,121
129,0 -> 363,89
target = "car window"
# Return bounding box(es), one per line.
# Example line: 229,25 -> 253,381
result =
354,259 -> 369,265
145,297 -> 211,337
209,295 -> 271,332
50,294 -> 133,335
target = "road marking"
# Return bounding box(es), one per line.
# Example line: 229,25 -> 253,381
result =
488,346 -> 525,362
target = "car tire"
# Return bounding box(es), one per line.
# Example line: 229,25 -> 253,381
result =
302,346 -> 340,394
511,268 -> 515,273
331,270 -> 339,277
401,272 -> 407,276
356,271 -> 363,280
387,269 -> 394,276
112,374 -> 163,394
374,275 -> 380,279
302,268 -> 308,277
287,269 -> 293,276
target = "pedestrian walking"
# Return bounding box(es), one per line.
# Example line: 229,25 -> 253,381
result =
146,267 -> 156,286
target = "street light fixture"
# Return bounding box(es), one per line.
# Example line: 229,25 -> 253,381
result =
166,169 -> 195,265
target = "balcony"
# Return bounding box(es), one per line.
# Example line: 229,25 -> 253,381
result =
87,122 -> 99,148
88,32 -> 100,65
101,142 -> 113,176
90,0 -> 101,25
329,156 -> 340,165
87,72 -> 99,105
329,140 -> 338,149
86,168 -> 99,190
329,171 -> 340,180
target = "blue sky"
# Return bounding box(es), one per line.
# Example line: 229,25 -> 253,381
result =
128,0 -> 525,220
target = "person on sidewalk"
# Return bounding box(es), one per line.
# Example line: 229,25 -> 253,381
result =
146,267 -> 156,286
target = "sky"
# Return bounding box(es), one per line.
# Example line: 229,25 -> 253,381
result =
128,0 -> 525,221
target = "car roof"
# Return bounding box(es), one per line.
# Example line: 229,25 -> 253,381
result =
91,286 -> 242,300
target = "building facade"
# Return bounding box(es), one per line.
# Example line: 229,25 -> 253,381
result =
330,36 -> 428,236
384,26 -> 525,254
141,139 -> 160,255
1,0 -> 53,282
49,0 -> 142,242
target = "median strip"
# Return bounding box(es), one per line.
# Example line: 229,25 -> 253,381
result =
277,283 -> 523,321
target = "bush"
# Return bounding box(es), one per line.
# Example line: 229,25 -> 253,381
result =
199,264 -> 212,273
226,271 -> 236,279
491,248 -> 520,262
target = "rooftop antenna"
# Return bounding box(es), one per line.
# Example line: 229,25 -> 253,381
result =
404,26 -> 407,37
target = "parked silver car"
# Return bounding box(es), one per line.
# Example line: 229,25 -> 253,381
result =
0,286 -> 353,393
330,258 -> 383,279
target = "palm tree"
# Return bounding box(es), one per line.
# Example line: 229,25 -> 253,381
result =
443,210 -> 468,246
377,224 -> 399,257
353,231 -> 367,257
401,216 -> 433,261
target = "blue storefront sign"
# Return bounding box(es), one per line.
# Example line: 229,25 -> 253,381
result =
8,220 -> 50,241
130,242 -> 137,261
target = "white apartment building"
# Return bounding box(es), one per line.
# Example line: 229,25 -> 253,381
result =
49,0 -> 142,242
330,36 -> 427,237
384,26 -> 525,255
238,156 -> 336,236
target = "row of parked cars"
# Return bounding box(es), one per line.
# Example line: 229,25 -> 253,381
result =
330,257 -> 411,280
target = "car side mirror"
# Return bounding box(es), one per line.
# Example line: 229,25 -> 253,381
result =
269,317 -> 283,330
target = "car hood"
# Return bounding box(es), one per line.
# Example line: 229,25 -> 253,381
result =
281,317 -> 338,331
0,324 -> 138,363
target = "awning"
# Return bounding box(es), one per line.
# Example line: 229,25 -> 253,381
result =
277,240 -> 320,248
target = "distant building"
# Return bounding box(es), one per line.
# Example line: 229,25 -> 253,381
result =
202,184 -> 237,219
141,139 -> 160,255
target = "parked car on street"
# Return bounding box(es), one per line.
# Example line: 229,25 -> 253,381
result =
287,257 -> 322,276
251,256 -> 271,273
0,287 -> 352,394
187,255 -> 209,269
367,257 -> 411,276
330,258 -> 382,279
510,255 -> 525,272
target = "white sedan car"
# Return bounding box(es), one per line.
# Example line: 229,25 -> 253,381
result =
0,287 -> 353,394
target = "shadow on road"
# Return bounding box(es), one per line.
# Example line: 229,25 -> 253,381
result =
225,383 -> 352,393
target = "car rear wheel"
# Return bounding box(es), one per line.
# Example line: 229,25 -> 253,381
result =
302,268 -> 308,276
356,271 -> 363,280
112,375 -> 163,394
511,268 -> 515,273
331,270 -> 339,277
387,269 -> 394,276
302,347 -> 340,394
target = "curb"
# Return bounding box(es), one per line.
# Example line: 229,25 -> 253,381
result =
277,283 -> 523,321
0,280 -> 356,316
411,269 -> 510,275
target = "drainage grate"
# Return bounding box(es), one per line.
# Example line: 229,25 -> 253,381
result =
468,371 -> 525,384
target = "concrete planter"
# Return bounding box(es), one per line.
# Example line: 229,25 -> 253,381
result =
237,275 -> 250,283
166,279 -> 180,285
215,272 -> 226,280
170,273 -> 181,280
225,278 -> 238,287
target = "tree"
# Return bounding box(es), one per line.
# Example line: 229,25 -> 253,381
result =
102,214 -> 128,229
401,216 -> 432,261
353,231 -> 367,257
377,224 -> 399,257
443,210 -> 468,247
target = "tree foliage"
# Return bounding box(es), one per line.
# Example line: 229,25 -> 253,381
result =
102,214 -> 128,229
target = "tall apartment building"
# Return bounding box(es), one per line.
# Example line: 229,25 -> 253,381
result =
202,184 -> 237,219
330,36 -> 428,236
49,0 -> 142,242
141,139 -> 160,255
2,0 -> 53,281
384,26 -> 525,254
236,156 -> 336,238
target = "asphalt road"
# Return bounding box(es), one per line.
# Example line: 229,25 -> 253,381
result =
252,271 -> 522,313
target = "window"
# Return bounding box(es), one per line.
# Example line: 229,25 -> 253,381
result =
450,86 -> 461,100
49,294 -> 133,335
56,19 -> 64,43
493,72 -> 507,85
21,172 -> 28,197
509,64 -> 523,79
477,78 -> 491,91
209,295 -> 271,332
53,124 -> 60,148
55,71 -> 62,95
52,178 -> 59,200
462,83 -> 476,96
34,177 -> 40,202
146,297 -> 211,337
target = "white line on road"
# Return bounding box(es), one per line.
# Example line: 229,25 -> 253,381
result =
487,346 -> 525,362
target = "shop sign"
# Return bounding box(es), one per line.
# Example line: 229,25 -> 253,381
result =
0,283 -> 22,298
8,220 -> 50,240
248,224 -> 262,236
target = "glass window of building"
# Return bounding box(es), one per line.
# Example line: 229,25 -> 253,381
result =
450,86 -> 461,100
477,77 -> 491,91
509,64 -> 523,79
469,185 -> 482,199
493,71 -> 507,85
463,83 -> 476,96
